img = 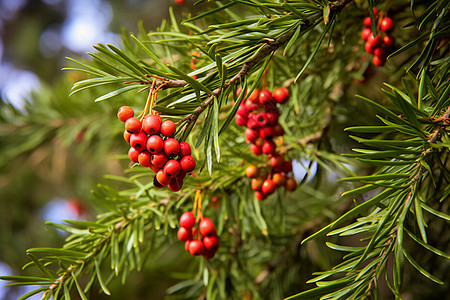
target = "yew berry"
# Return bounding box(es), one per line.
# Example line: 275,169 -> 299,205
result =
282,161 -> 293,173
273,88 -> 289,104
138,151 -> 152,167
235,114 -> 248,126
365,41 -> 374,54
160,120 -> 176,137
202,248 -> 216,260
246,165 -> 259,178
373,47 -> 386,59
130,131 -> 147,152
125,117 -> 142,134
156,169 -> 170,186
179,212 -> 196,229
246,88 -> 260,103
175,0 -> 184,5
285,177 -> 297,191
164,159 -> 181,178
373,55 -> 386,66
199,218 -> 216,236
273,173 -> 286,186
383,36 -> 395,48
250,144 -> 262,155
270,155 -> 285,168
203,235 -> 219,252
245,128 -> 259,144
177,227 -> 192,242
367,34 -> 382,48
380,18 -> 394,33
149,163 -> 161,173
151,152 -> 168,168
189,240 -> 205,256
176,171 -> 187,181
180,156 -> 196,172
261,140 -> 277,156
128,147 -> 139,162
262,179 -> 276,195
255,190 -> 267,201
185,240 -> 191,251
142,115 -> 162,135
153,176 -> 164,189
168,177 -> 183,192
246,117 -> 258,131
146,135 -> 164,154
164,138 -> 180,157
259,126 -> 276,140
265,112 -> 279,126
123,131 -> 131,143
255,112 -> 268,127
251,178 -> 263,191
363,16 -> 372,28
117,106 -> 134,122
259,90 -> 274,105
361,28 -> 372,41
236,105 -> 249,117
273,124 -> 285,136
179,142 -> 192,157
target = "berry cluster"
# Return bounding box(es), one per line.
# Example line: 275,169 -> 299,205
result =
361,8 -> 395,66
235,88 -> 297,200
117,106 -> 196,191
177,212 -> 219,259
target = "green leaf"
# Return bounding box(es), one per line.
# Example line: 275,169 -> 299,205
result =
26,253 -> 56,281
17,287 -> 49,300
94,85 -> 143,102
27,248 -> 87,257
212,97 -> 221,163
130,35 -> 172,73
72,274 -> 88,300
95,260 -> 111,295
402,249 -> 444,285
420,201 -> 450,221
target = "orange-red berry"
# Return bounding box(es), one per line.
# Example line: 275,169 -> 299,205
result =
117,106 -> 134,122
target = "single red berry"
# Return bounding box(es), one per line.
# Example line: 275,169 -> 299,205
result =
373,47 -> 386,59
273,88 -> 289,104
203,235 -> 219,252
363,16 -> 372,28
156,169 -> 171,186
383,36 -> 395,48
153,176 -> 164,189
372,7 -> 378,15
185,240 -> 191,251
175,0 -> 184,6
285,177 -> 297,191
168,177 -> 183,191
259,126 -> 276,140
251,178 -> 263,191
373,55 -> 386,66
265,112 -> 279,126
177,227 -> 192,241
180,156 -> 196,172
246,116 -> 258,130
361,28 -> 372,41
235,114 -> 248,126
250,144 -> 262,155
149,164 -> 161,173
367,34 -> 382,48
236,105 -> 250,118
130,131 -> 147,152
262,179 -> 276,195
261,140 -> 276,156
273,124 -> 285,136
270,155 -> 285,168
176,171 -> 187,181
199,218 -> 216,236
246,88 -> 260,103
255,112 -> 268,127
164,159 -> 181,178
255,190 -> 267,201
246,165 -> 259,178
146,135 -> 164,154
164,138 -> 180,157
179,212 -> 196,228
128,147 -> 139,162
142,115 -> 162,135
259,90 -> 274,106
160,120 -> 176,137
179,142 -> 192,157
123,131 -> 131,143
125,117 -> 142,134
245,128 -> 259,144
282,161 -> 293,173
380,17 -> 394,33
138,151 -> 152,167
273,173 -> 286,186
151,152 -> 168,168
117,106 -> 134,122
189,240 -> 206,256
365,41 -> 374,54
202,248 -> 216,259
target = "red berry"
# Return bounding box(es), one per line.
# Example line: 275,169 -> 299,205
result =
180,156 -> 196,172
235,114 -> 248,126
153,176 -> 164,189
246,165 -> 259,178
250,144 -> 262,155
372,7 -> 378,15
189,240 -> 205,256
262,179 -> 276,195
177,227 -> 192,241
373,47 -> 386,58
361,28 -> 372,41
365,41 -> 374,54
282,161 -> 293,173
273,88 -> 289,104
164,159 -> 181,178
149,164 -> 161,173
117,106 -> 134,122
273,124 -> 285,136
203,235 -> 219,252
123,131 -> 131,143
246,116 -> 258,130
179,212 -> 196,228
380,18 -> 394,33
156,169 -> 171,186
251,178 -> 263,191
255,190 -> 267,201
265,112 -> 279,126
168,177 -> 183,191
128,147 -> 139,162
130,131 -> 147,152
175,0 -> 184,6
236,105 -> 250,117
261,140 -> 276,156
185,240 -> 191,251
146,135 -> 164,154
259,90 -> 274,105
373,55 -> 386,66
363,16 -> 372,28
199,218 -> 216,236
160,120 -> 176,137
383,36 -> 395,48
367,34 -> 382,48
202,248 -> 216,259
125,117 -> 142,134
270,155 -> 285,168
151,152 -> 168,168
259,126 -> 276,140
285,177 -> 297,191
164,138 -> 180,157
273,173 -> 286,186
138,151 -> 152,167
179,142 -> 191,157
255,112 -> 268,127
245,128 -> 259,144
142,115 -> 161,135
246,88 -> 259,103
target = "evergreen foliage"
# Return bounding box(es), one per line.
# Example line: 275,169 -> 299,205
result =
1,0 -> 449,299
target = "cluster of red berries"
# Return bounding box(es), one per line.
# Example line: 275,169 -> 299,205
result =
117,106 -> 196,191
361,8 -> 395,66
177,212 -> 219,259
235,88 -> 297,200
